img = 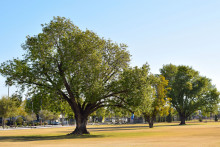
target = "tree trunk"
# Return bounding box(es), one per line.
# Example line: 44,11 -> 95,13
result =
146,115 -> 154,128
61,113 -> 64,126
2,117 -> 5,129
149,121 -> 154,128
13,118 -> 16,128
179,115 -> 186,125
215,115 -> 218,122
68,114 -> 89,135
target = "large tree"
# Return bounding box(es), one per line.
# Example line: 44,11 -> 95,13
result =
160,64 -> 220,125
0,17 -> 149,135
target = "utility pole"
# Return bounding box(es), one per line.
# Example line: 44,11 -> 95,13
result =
40,95 -> 42,126
8,85 -> 9,98
32,100 -> 34,126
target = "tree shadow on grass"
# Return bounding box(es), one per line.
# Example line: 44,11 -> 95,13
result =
87,124 -> 186,131
153,123 -> 201,128
0,134 -> 104,142
87,125 -> 148,132
84,123 -> 202,132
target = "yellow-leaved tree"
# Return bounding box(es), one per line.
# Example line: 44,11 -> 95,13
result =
137,75 -> 171,128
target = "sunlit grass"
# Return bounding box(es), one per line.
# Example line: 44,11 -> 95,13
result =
0,122 -> 220,146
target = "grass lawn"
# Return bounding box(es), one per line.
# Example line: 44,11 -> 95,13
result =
0,122 -> 220,147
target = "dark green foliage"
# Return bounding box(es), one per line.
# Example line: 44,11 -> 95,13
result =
199,116 -> 203,122
166,112 -> 173,123
1,16 -> 146,135
214,115 -> 218,122
0,96 -> 18,129
10,94 -> 22,107
160,64 -> 220,125
16,117 -> 23,125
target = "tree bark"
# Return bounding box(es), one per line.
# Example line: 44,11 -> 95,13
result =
2,117 -> 5,129
13,118 -> 16,128
68,114 -> 89,135
179,114 -> 186,125
146,115 -> 154,128
61,113 -> 64,126
148,121 -> 154,128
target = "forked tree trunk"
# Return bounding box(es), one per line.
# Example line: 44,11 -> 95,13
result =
69,114 -> 89,135
179,114 -> 186,125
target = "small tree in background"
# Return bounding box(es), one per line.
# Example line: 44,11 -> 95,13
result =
90,107 -> 106,123
0,96 -> 17,129
10,102 -> 27,127
138,75 -> 171,128
16,117 -> 23,125
25,113 -> 37,126
50,112 -> 60,125
202,93 -> 219,122
39,110 -> 53,126
105,106 -> 131,124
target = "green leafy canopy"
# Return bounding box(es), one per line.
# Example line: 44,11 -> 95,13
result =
160,64 -> 220,120
0,17 -> 148,122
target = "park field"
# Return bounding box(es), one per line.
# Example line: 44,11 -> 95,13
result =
0,122 -> 220,147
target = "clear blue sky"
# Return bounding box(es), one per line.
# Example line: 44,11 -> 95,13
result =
1,0 -> 220,97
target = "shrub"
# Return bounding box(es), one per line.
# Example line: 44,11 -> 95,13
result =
23,122 -> 27,126
34,122 -> 40,126
4,120 -> 8,124
16,117 -> 23,125
199,116 -> 203,122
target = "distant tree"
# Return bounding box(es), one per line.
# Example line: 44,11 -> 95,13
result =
50,112 -> 60,125
0,96 -> 17,129
166,107 -> 175,123
24,91 -> 75,126
39,110 -> 53,126
138,75 -> 171,128
202,88 -> 220,122
215,105 -> 220,122
16,117 -> 23,125
25,91 -> 59,113
90,107 -> 106,123
25,113 -> 37,126
11,101 -> 27,127
160,64 -> 220,125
